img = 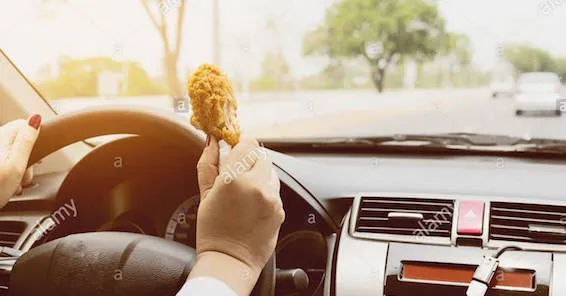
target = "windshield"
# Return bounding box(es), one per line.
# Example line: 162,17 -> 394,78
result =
2,0 -> 566,142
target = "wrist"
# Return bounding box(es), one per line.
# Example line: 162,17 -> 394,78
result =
188,251 -> 262,296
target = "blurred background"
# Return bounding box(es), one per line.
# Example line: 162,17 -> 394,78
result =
2,0 -> 566,139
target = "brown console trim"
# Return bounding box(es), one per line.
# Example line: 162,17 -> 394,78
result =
401,261 -> 535,290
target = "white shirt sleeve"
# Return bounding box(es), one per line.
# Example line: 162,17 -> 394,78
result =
176,277 -> 238,296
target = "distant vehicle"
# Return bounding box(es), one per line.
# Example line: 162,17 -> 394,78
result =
490,76 -> 515,98
515,72 -> 563,116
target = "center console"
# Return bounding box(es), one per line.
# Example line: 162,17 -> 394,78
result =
333,193 -> 566,296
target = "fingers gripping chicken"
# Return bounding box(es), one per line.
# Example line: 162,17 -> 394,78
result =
187,64 -> 241,146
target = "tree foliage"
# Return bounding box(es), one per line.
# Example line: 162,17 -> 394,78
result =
502,44 -> 566,81
303,0 -> 446,92
442,33 -> 471,66
553,58 -> 566,82
502,44 -> 556,74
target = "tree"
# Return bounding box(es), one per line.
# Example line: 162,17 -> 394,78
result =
502,44 -> 556,74
40,0 -> 188,97
140,0 -> 187,98
303,0 -> 446,92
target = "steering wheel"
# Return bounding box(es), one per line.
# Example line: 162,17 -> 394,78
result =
8,106 -> 276,296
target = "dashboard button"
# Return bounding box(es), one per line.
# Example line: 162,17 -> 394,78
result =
457,201 -> 484,235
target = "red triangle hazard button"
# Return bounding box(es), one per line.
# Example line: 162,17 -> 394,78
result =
457,201 -> 484,235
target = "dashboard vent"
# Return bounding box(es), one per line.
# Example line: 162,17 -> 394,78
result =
354,197 -> 454,238
490,202 -> 566,244
0,221 -> 26,248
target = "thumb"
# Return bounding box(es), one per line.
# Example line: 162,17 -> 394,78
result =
197,136 -> 219,199
6,115 -> 41,169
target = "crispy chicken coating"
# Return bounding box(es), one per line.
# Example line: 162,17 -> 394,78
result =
187,64 -> 241,146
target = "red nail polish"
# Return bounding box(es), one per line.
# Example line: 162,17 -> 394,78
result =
28,114 -> 42,130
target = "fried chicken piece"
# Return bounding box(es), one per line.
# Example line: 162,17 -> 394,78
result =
187,64 -> 241,146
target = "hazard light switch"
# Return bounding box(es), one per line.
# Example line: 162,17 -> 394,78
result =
457,201 -> 484,235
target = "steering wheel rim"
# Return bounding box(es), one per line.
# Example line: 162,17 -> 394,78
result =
19,106 -> 276,296
28,105 -> 204,166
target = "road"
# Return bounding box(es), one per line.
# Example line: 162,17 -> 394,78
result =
52,88 -> 566,141
332,93 -> 566,140
246,90 -> 566,140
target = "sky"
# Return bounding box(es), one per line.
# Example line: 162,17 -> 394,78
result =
1,0 -> 566,82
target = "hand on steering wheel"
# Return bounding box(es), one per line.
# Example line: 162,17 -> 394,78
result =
0,115 -> 41,206
190,136 -> 284,296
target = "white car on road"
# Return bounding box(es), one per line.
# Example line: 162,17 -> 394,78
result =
515,72 -> 563,116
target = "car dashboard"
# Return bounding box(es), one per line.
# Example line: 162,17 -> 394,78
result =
274,151 -> 566,296
2,136 -> 566,295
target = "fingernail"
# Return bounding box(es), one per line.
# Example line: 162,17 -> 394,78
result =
206,135 -> 211,146
28,114 -> 42,130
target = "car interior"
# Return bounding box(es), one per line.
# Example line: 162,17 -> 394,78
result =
3,45 -> 566,296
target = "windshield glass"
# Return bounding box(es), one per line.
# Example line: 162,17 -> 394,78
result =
2,0 -> 566,142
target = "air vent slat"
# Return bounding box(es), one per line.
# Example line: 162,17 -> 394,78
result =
362,199 -> 453,207
490,202 -> 566,245
354,197 -> 454,239
356,226 -> 450,235
491,224 -> 528,231
0,232 -> 23,236
0,221 -> 26,248
492,215 -> 565,225
358,217 -> 388,221
360,208 -> 446,215
491,233 -> 566,244
357,220 -> 452,230
492,207 -> 566,217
